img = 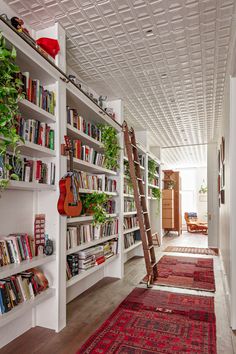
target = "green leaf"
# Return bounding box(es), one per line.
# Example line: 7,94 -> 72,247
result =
11,47 -> 16,59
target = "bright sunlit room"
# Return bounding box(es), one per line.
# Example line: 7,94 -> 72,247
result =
0,1 -> 236,353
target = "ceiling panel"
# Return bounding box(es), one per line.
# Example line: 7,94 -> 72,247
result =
5,0 -> 235,167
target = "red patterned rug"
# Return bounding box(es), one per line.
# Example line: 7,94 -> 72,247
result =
164,246 -> 218,256
143,255 -> 215,292
77,288 -> 216,353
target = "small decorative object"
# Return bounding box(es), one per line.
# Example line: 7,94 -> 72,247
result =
11,16 -> 30,35
199,179 -> 207,194
167,180 -> 175,190
34,214 -> 46,256
99,95 -> 107,108
44,234 -> 54,256
36,38 -> 60,59
68,75 -> 77,84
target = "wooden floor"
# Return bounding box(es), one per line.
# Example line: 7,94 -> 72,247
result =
1,232 -> 235,354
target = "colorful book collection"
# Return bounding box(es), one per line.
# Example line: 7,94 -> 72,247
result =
67,219 -> 118,250
21,72 -> 56,115
15,114 -> 55,150
72,139 -> 106,168
67,106 -> 102,142
0,234 -> 35,267
0,154 -> 55,185
78,171 -> 117,193
124,216 -> 139,230
0,268 -> 49,314
66,240 -> 118,279
124,200 -> 136,213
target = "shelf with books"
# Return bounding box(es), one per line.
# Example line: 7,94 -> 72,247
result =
17,141 -> 56,158
67,124 -> 103,150
123,226 -> 140,235
124,241 -> 142,254
123,193 -> 134,198
66,234 -> 118,255
148,184 -> 160,189
0,254 -> 56,279
79,188 -> 117,196
66,84 -> 121,133
18,99 -> 56,124
0,287 -> 55,328
71,157 -> 117,176
6,181 -> 56,192
67,213 -> 117,225
66,254 -> 119,288
123,211 -> 137,216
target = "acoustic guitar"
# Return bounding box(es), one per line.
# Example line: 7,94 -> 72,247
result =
57,136 -> 82,217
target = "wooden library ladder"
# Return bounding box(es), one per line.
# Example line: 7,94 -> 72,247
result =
123,121 -> 159,287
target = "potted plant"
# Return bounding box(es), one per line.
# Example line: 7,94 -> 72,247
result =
148,159 -> 157,183
167,180 -> 175,190
152,188 -> 161,214
0,31 -> 24,190
81,192 -> 109,225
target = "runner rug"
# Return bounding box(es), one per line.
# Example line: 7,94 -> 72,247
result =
143,255 -> 215,292
77,287 -> 216,353
164,246 -> 218,256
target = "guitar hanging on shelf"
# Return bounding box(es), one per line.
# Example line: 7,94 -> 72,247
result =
57,136 -> 82,217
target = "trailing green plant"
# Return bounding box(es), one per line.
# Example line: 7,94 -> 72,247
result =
152,188 -> 161,215
81,192 -> 109,225
0,31 -> 24,189
148,159 -> 157,183
99,125 -> 120,170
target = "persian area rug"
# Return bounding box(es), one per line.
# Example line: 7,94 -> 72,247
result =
77,287 -> 216,354
164,246 -> 218,256
143,255 -> 215,292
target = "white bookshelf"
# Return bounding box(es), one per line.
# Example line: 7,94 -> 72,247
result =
6,180 -> 56,191
66,234 -> 118,255
18,141 -> 56,158
71,157 -> 117,175
123,226 -> 140,234
66,254 -> 119,288
79,188 -> 117,196
67,124 -> 103,149
0,255 -> 56,279
124,211 -> 137,216
124,241 -> 142,254
0,288 -> 55,328
67,213 -> 117,224
18,99 -> 56,124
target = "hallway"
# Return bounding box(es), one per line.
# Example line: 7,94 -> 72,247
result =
1,232 -> 234,354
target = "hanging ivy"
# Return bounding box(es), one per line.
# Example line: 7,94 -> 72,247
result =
81,192 -> 109,225
148,159 -> 157,183
0,31 -> 24,189
99,125 -> 120,170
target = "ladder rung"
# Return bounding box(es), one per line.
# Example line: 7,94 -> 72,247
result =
148,245 -> 154,250
131,144 -> 137,149
151,261 -> 158,268
136,178 -> 142,181
139,195 -> 145,198
134,160 -> 139,165
142,211 -> 148,215
146,228 -> 151,232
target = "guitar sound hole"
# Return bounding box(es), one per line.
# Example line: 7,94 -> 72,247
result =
68,203 -> 77,206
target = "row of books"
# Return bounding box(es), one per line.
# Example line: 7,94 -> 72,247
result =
21,71 -> 56,115
124,200 -> 136,213
105,200 -> 116,214
66,219 -> 118,250
0,268 -> 49,314
0,154 -> 56,185
67,106 -> 102,142
72,140 -> 106,168
124,216 -> 139,230
66,240 -> 118,279
16,115 -> 55,150
124,231 -> 141,249
124,180 -> 133,195
0,234 -> 35,267
78,171 -> 117,193
148,178 -> 159,186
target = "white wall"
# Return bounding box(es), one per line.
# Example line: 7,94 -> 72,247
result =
178,167 -> 207,225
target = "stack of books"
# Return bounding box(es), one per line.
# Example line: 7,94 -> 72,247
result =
73,140 -> 106,168
124,216 -> 139,230
66,106 -> 101,142
21,72 -> 56,115
124,180 -> 133,195
0,234 -> 35,267
0,268 -> 49,314
66,254 -> 79,279
16,115 -> 55,150
0,154 -> 56,185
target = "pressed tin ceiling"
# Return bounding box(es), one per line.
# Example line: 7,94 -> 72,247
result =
4,0 -> 236,166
